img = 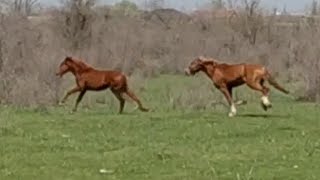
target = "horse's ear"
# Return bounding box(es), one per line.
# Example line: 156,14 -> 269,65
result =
65,56 -> 72,62
198,56 -> 206,61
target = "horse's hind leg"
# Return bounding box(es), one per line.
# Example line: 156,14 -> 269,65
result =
111,89 -> 125,114
72,90 -> 86,112
247,79 -> 271,111
260,80 -> 272,109
125,89 -> 149,112
230,87 -> 247,106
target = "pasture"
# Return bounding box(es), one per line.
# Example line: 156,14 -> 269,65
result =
1,75 -> 319,180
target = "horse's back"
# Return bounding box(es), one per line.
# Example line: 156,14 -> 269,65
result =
79,69 -> 127,90
212,64 -> 246,87
101,70 -> 128,89
217,63 -> 246,76
93,70 -> 126,83
244,63 -> 265,70
243,64 -> 266,77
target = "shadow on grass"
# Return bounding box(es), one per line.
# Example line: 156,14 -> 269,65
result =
277,126 -> 299,131
84,111 -> 137,116
239,113 -> 291,119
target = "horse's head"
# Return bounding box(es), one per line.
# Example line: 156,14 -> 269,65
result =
56,56 -> 73,77
185,56 -> 215,75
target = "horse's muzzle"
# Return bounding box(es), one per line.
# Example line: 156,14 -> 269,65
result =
184,68 -> 191,76
184,68 -> 195,76
56,72 -> 62,77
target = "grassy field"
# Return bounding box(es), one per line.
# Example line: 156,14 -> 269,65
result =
1,75 -> 320,180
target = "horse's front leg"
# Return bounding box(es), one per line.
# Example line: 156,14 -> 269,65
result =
72,89 -> 87,113
219,86 -> 236,117
59,86 -> 81,105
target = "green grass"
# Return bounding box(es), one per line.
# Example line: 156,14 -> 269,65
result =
1,75 -> 320,180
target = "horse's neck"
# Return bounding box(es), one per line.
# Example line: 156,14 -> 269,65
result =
202,64 -> 216,78
70,62 -> 91,76
77,61 -> 92,70
68,67 -> 78,76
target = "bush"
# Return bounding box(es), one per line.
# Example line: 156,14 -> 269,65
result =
0,0 -> 319,106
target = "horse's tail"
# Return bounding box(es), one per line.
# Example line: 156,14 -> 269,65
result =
265,71 -> 289,94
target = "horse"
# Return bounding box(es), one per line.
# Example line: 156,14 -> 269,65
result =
56,56 -> 149,114
184,56 -> 289,117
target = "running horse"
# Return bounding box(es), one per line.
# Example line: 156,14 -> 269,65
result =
185,56 -> 289,117
56,56 -> 149,113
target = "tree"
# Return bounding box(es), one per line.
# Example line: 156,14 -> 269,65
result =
243,0 -> 263,45
0,0 -> 39,15
145,0 -> 164,10
229,0 -> 264,45
113,0 -> 139,16
311,0 -> 318,16
211,0 -> 225,10
281,4 -> 288,15
58,0 -> 96,50
226,0 -> 238,9
272,7 -> 277,16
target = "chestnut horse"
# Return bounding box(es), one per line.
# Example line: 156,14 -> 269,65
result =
185,56 -> 289,117
56,56 -> 149,113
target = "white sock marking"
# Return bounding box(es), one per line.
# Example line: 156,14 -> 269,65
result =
261,96 -> 271,106
228,103 -> 237,117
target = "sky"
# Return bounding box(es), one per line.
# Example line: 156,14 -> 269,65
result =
39,0 -> 312,12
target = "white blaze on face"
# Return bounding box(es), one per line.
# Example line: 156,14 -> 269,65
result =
261,96 -> 271,106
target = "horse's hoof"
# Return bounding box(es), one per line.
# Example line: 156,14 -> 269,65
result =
142,108 -> 149,112
235,100 -> 247,105
261,102 -> 268,111
228,112 -> 236,117
139,107 -> 149,112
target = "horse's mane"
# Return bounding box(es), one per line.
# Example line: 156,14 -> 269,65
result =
202,60 -> 214,65
202,60 -> 219,67
198,56 -> 220,66
67,57 -> 93,71
75,60 -> 92,70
